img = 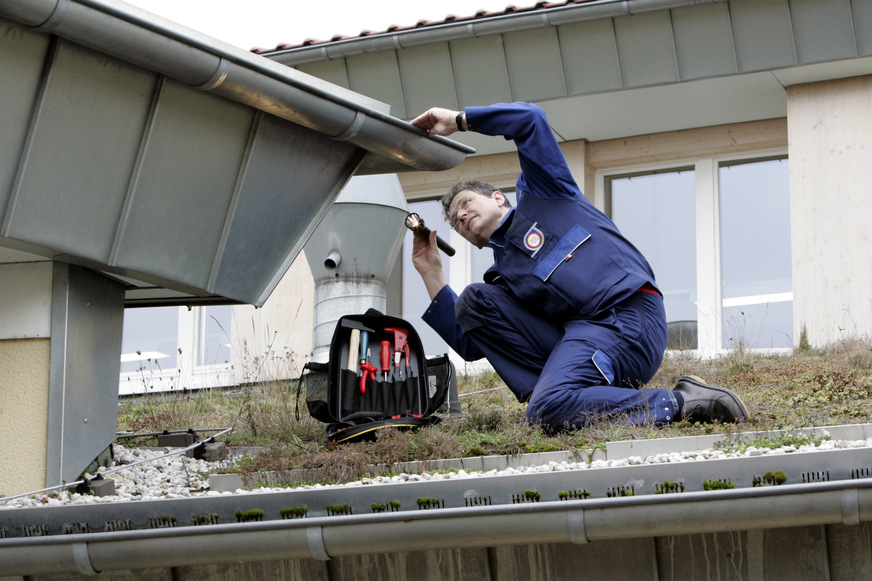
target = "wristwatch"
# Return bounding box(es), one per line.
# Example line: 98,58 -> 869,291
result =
455,111 -> 465,132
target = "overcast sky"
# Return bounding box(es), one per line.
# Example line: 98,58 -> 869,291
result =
123,0 -> 515,51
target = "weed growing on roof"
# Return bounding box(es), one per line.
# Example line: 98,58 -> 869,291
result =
703,479 -> 735,491
280,506 -> 308,519
716,431 -> 830,455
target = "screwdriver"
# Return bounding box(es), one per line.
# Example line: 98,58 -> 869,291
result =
359,330 -> 370,368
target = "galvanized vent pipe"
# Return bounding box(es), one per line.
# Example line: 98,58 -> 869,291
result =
303,175 -> 409,362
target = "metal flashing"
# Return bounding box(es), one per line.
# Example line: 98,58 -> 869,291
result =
0,0 -> 472,306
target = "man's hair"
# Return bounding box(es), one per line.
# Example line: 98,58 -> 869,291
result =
440,179 -> 512,222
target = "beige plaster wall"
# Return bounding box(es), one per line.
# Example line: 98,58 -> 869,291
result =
787,76 -> 872,346
229,252 -> 315,383
0,337 -> 50,495
399,118 -> 788,201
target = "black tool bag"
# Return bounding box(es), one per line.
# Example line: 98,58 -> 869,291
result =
296,310 -> 456,444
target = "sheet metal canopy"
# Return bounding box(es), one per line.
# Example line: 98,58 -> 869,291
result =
0,0 -> 472,306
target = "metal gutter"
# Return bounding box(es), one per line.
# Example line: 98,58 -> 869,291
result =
3,442 -> 872,575
0,0 -> 473,173
265,0 -> 728,64
1,478 -> 870,575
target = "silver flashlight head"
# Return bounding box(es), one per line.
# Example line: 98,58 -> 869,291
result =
405,213 -> 423,230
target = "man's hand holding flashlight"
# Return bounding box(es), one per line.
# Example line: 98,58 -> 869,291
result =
411,226 -> 449,301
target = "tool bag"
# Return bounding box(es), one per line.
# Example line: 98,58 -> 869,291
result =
296,310 -> 456,444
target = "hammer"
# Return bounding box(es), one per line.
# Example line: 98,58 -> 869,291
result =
341,319 -> 375,374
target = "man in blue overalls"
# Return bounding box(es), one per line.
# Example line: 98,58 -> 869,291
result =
410,102 -> 748,431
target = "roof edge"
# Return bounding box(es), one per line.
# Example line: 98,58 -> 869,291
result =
262,0 -> 728,65
0,0 -> 473,172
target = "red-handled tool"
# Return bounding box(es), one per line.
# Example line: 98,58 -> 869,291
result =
359,362 -> 376,394
385,327 -> 409,379
380,340 -> 392,381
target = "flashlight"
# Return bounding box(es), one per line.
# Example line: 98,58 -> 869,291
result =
405,213 -> 456,257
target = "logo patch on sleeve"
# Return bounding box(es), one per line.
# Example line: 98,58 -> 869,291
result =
524,223 -> 545,257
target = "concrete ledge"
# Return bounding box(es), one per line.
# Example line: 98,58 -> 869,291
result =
605,423 -> 867,459
208,449 -> 604,492
208,423 -> 872,493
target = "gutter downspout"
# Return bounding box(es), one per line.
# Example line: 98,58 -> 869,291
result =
2,479 -> 871,575
0,0 -> 473,173
265,0 -> 729,64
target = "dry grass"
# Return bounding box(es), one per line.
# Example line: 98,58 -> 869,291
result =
117,337 -> 872,485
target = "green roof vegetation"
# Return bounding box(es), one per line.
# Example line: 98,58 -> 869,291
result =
117,338 -> 872,487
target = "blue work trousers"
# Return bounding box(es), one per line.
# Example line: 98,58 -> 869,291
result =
455,283 -> 678,430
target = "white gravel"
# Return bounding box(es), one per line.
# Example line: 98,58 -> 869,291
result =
1,446 -> 218,509
2,430 -> 870,510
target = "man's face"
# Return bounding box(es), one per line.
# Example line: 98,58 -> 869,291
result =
447,190 -> 508,249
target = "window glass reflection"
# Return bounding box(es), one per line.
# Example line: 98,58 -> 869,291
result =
199,305 -> 232,365
120,306 -> 179,374
610,170 -> 698,349
719,158 -> 792,348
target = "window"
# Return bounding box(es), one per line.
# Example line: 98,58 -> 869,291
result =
119,304 -> 234,395
119,306 -> 179,375
198,305 -> 232,366
719,158 -> 792,349
609,168 -> 697,348
602,153 -> 792,355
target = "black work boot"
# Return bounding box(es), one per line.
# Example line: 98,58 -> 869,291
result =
674,375 -> 749,423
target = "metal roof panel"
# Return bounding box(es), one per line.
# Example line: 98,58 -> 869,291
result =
4,41 -> 154,263
730,0 -> 797,73
0,20 -> 49,232
110,81 -> 254,291
614,10 -> 680,89
295,59 -> 351,90
209,114 -> 363,303
503,27 -> 567,102
450,34 -> 513,107
558,18 -> 623,96
671,3 -> 738,81
346,50 -> 407,119
790,0 -> 857,64
398,43 -> 460,116
854,0 -> 872,57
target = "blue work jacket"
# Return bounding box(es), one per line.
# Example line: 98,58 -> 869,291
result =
423,102 -> 658,356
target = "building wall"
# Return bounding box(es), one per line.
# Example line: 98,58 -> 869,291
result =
229,252 -> 315,383
788,75 -> 872,347
0,261 -> 52,494
0,339 -> 50,494
399,118 -> 792,356
156,76 -> 872,380
399,117 -> 789,204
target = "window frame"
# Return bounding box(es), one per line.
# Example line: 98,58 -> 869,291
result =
118,305 -> 235,395
596,147 -> 790,358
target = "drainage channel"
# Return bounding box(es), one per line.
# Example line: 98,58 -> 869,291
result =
1,444 -> 871,540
